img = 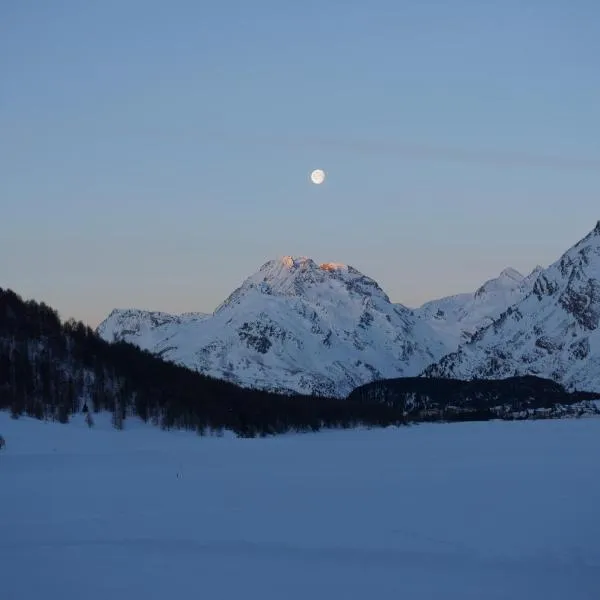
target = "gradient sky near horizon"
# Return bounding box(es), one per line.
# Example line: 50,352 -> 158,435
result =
2,0 -> 599,327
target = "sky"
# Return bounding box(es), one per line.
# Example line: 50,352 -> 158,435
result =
2,0 -> 599,327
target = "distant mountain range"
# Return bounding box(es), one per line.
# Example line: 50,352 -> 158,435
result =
97,222 -> 600,396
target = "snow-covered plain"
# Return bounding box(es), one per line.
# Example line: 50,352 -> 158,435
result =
2,413 -> 599,600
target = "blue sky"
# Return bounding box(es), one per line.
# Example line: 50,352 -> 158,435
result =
2,0 -> 599,326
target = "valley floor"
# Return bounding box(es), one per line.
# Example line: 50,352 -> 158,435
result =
1,413 -> 599,599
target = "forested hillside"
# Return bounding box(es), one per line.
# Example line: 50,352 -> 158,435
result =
348,375 -> 600,422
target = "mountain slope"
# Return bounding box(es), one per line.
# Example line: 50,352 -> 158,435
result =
414,265 -> 543,349
424,222 -> 600,392
98,257 -> 450,397
97,309 -> 210,348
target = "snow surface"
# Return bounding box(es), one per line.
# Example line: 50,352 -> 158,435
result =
1,412 -> 599,599
425,222 -> 600,392
98,256 -> 449,397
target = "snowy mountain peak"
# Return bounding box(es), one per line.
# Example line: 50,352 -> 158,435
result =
583,220 -> 600,241
279,255 -> 315,270
276,256 -> 349,273
216,255 -> 392,315
498,267 -> 524,281
475,267 -> 524,298
530,222 -> 600,312
528,265 -> 544,277
98,256 -> 449,397
268,256 -> 349,275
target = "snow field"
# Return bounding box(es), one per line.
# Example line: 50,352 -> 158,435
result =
1,413 -> 599,599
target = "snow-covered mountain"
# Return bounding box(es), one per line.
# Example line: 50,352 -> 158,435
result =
97,257 -> 450,397
98,309 -> 210,348
424,222 -> 600,392
414,265 -> 543,349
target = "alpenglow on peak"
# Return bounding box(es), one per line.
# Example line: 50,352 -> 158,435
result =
278,256 -> 348,272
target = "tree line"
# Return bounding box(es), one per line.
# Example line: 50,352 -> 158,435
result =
348,375 -> 600,422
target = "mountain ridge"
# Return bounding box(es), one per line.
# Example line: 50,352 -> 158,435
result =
414,264 -> 543,348
423,221 -> 600,392
97,222 -> 600,396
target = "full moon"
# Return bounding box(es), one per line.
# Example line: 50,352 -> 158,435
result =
310,169 -> 326,185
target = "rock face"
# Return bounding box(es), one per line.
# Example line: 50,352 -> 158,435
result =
98,257 -> 449,397
423,222 -> 600,392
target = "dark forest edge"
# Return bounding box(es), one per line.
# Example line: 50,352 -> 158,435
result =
348,376 -> 600,422
1,287 -> 598,439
